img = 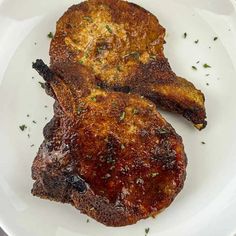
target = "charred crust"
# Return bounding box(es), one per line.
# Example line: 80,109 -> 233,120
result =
32,59 -> 54,82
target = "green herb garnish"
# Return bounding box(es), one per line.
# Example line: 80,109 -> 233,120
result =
84,52 -> 89,58
203,63 -> 211,68
83,16 -> 93,23
183,32 -> 187,38
145,228 -> 150,236
119,111 -> 126,121
116,65 -> 122,72
106,25 -> 113,33
213,37 -> 218,41
192,66 -> 197,70
32,120 -> 37,124
132,108 -> 139,115
79,60 -> 84,65
206,83 -> 209,86
19,125 -> 27,131
201,141 -> 206,144
130,51 -> 140,59
38,81 -> 45,89
47,32 -> 54,39
194,40 -> 199,44
150,172 -> 159,177
86,219 -> 90,223
150,54 -> 156,60
91,96 -> 97,102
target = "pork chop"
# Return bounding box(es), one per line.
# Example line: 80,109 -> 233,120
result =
50,0 -> 207,129
31,59 -> 187,226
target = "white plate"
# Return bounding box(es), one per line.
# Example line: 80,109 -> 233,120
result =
1,0 -> 236,235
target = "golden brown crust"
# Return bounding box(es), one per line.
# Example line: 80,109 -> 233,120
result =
50,0 -> 206,129
31,61 -> 187,226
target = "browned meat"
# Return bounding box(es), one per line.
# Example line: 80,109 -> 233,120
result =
50,0 -> 207,129
31,60 -> 187,226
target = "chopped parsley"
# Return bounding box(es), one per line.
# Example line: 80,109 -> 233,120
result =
150,54 -> 156,60
213,37 -> 218,41
119,111 -> 126,121
183,32 -> 187,38
19,125 -> 27,131
78,60 -> 84,65
32,120 -> 37,124
192,66 -> 197,70
84,52 -> 89,58
123,51 -> 140,60
203,63 -> 211,68
194,40 -> 199,44
201,141 -> 206,144
196,61 -> 200,64
205,74 -> 210,77
130,51 -> 140,59
86,219 -> 90,223
44,105 -> 48,108
38,81 -> 45,89
47,32 -> 54,39
206,83 -> 209,86
27,114 -> 30,117
91,96 -> 97,102
145,227 -> 150,236
30,144 -> 35,147
132,108 -> 139,115
116,65 -> 122,72
83,16 -> 93,23
112,102 -> 117,108
27,134 -> 30,138
150,172 -> 159,177
106,25 -> 113,33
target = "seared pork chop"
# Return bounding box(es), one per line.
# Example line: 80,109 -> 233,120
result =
50,0 -> 207,129
31,60 -> 187,226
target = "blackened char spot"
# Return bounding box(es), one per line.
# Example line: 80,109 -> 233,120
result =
152,139 -> 176,170
104,135 -> 119,165
113,86 -> 131,93
66,175 -> 87,193
43,117 -> 60,140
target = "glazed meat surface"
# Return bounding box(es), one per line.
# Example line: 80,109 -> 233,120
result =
50,0 -> 207,129
31,60 -> 187,226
